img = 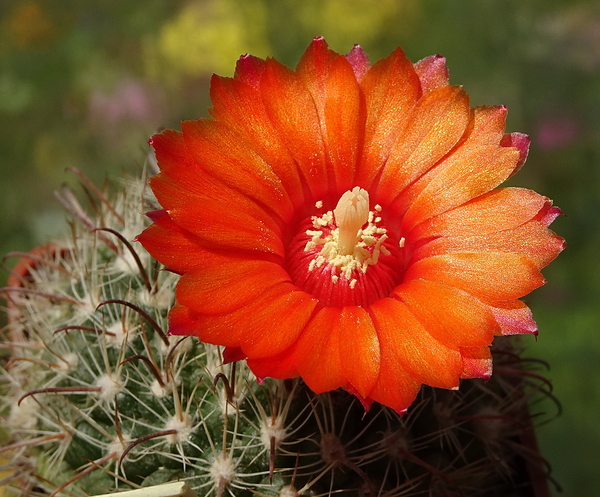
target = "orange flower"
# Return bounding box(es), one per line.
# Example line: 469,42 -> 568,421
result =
138,38 -> 564,413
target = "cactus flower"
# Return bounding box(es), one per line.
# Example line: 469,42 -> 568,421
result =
138,37 -> 564,414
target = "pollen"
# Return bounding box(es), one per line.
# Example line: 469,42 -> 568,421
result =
286,189 -> 404,306
304,187 -> 391,282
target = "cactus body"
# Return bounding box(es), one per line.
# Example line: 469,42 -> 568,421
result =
1,169 -> 553,496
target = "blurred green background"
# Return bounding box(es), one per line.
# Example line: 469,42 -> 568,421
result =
0,0 -> 597,495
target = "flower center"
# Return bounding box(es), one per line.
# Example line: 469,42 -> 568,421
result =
287,187 -> 404,307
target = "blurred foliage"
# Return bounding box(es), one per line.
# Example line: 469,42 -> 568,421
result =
1,0 -> 598,495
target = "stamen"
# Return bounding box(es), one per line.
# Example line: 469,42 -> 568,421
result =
334,187 -> 370,255
303,188 -> 391,283
288,191 -> 403,306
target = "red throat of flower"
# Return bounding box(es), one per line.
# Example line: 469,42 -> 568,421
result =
287,187 -> 404,307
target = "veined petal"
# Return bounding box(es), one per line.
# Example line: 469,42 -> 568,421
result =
393,279 -> 498,348
180,284 -> 316,356
413,221 -> 565,269
239,290 -> 318,358
375,85 -> 471,207
260,57 -> 329,200
150,161 -> 281,235
176,259 -> 291,314
296,37 -> 339,92
209,75 -> 302,211
168,199 -> 284,255
369,298 -> 462,388
400,106 -> 520,228
136,212 -> 205,274
322,57 -> 365,193
297,39 -> 365,193
150,129 -> 198,172
181,118 -> 294,220
356,47 -> 421,187
151,163 -> 285,255
406,252 -> 545,302
295,307 -> 346,393
409,187 -> 550,240
338,307 -> 380,399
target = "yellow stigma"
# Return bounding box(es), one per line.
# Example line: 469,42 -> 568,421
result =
333,187 -> 370,255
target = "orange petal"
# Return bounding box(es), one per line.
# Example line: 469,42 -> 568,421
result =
410,187 -> 549,240
151,170 -> 284,256
323,56 -> 364,193
150,129 -> 198,172
223,347 -> 246,364
183,284 -> 316,355
369,298 -> 462,389
149,141 -> 286,255
167,199 -> 284,256
296,37 -> 339,95
260,58 -> 329,200
375,85 -> 471,206
413,221 -> 565,270
168,303 -> 202,337
151,136 -> 281,223
460,346 -> 492,379
355,47 -> 421,188
297,39 -> 364,193
247,342 -> 299,379
175,307 -> 245,347
240,291 -> 318,359
181,118 -> 294,220
175,259 -> 291,315
233,53 -> 265,89
136,212 -> 205,274
338,307 -> 380,399
400,106 -> 520,229
209,75 -> 304,210
406,252 -> 545,302
367,349 -> 421,414
393,279 -> 498,348
295,307 -> 346,393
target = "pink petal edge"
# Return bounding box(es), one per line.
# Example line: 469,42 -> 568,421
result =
345,44 -> 370,83
414,54 -> 449,93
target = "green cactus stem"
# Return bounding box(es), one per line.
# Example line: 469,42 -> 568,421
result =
1,167 -> 557,496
